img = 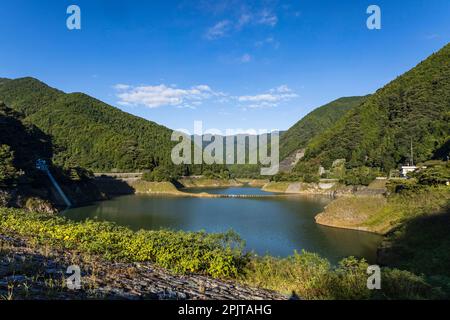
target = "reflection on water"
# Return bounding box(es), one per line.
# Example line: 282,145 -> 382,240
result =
64,187 -> 382,263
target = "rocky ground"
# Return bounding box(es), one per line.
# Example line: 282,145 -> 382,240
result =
0,234 -> 287,300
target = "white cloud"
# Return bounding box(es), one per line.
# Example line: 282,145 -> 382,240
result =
114,84 -> 131,90
115,84 -> 222,108
240,53 -> 252,63
271,85 -> 291,93
204,8 -> 278,40
237,85 -> 298,108
236,14 -> 251,29
205,20 -> 231,40
255,37 -> 280,49
239,94 -> 279,103
258,10 -> 278,27
114,83 -> 297,110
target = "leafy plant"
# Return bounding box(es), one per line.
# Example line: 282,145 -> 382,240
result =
411,162 -> 450,185
0,145 -> 17,186
0,208 -> 247,278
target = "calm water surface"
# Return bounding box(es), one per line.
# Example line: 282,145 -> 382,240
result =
64,187 -> 382,263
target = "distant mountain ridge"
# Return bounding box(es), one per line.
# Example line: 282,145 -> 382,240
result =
2,43 -> 448,176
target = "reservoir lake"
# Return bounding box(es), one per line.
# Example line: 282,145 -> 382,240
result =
64,187 -> 382,263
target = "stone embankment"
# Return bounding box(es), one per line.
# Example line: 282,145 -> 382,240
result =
262,181 -> 386,198
0,234 -> 286,300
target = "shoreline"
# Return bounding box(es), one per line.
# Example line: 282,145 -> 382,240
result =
0,232 -> 286,300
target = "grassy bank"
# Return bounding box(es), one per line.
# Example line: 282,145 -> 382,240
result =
0,208 -> 246,278
262,181 -> 345,195
178,177 -> 243,188
242,252 -> 441,300
262,182 -> 291,192
130,180 -> 246,198
315,196 -> 387,232
1,207 -> 446,299
237,179 -> 269,187
316,186 -> 449,234
131,180 -> 183,195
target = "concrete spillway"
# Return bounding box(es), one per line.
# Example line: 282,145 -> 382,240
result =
36,159 -> 72,208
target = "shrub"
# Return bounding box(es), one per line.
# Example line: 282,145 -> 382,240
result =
411,163 -> 450,186
374,268 -> 445,300
242,251 -> 334,299
142,166 -> 179,182
243,251 -> 445,300
0,144 -> 18,187
386,179 -> 421,194
340,166 -> 381,186
0,208 -> 247,278
270,172 -> 300,182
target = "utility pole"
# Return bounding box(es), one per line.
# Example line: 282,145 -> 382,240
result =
410,138 -> 414,166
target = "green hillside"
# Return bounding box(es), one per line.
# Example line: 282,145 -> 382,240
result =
0,78 -> 175,172
0,102 -> 53,172
280,96 -> 368,160
301,43 -> 450,171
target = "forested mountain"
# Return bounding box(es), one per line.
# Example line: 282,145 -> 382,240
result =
2,43 -> 449,176
0,102 -> 54,185
299,43 -> 450,171
0,78 -> 175,172
279,96 -> 368,160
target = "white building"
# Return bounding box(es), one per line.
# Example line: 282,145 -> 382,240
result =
400,166 -> 418,177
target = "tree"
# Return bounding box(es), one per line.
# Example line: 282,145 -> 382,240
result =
411,163 -> 450,185
339,166 -> 380,186
0,144 -> 18,186
142,166 -> 179,182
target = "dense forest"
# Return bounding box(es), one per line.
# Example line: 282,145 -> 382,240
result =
0,102 -> 53,186
295,43 -> 450,173
279,96 -> 368,159
0,78 -> 175,172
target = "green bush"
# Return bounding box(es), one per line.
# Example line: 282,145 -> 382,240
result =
270,172 -> 300,182
411,163 -> 450,185
0,144 -> 18,187
142,166 -> 179,182
1,207 -> 447,299
340,166 -> 380,186
292,161 -> 320,183
203,168 -> 231,180
386,179 -> 421,194
243,251 -> 373,300
243,250 -> 444,300
242,251 -> 335,300
0,208 -> 247,278
374,268 -> 445,300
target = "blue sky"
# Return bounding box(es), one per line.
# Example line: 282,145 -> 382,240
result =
0,0 -> 449,132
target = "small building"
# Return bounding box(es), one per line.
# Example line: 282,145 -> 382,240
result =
400,166 -> 418,177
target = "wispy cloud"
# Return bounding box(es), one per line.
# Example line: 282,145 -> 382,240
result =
238,85 -> 298,109
424,33 -> 440,40
204,8 -> 278,40
113,84 -> 131,90
114,83 -> 297,110
255,36 -> 280,49
236,13 -> 252,29
239,53 -> 252,63
205,20 -> 232,40
258,9 -> 278,27
114,84 -> 224,109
